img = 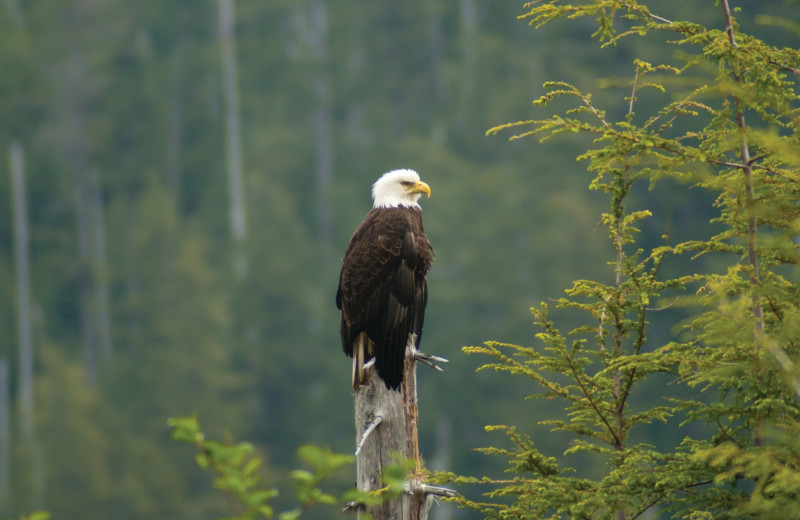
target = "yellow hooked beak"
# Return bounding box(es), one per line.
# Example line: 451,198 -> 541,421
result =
409,181 -> 431,198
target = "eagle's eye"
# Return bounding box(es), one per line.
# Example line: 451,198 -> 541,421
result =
400,181 -> 412,187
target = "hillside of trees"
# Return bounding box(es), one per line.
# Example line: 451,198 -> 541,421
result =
2,1 -> 798,519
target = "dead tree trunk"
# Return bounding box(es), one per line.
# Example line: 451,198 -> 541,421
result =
10,141 -> 33,437
218,0 -> 248,277
10,141 -> 46,508
353,367 -> 407,519
352,335 -> 453,520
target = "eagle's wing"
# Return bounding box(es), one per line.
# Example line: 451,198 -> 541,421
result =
337,208 -> 431,389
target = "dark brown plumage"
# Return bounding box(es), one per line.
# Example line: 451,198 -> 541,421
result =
336,170 -> 433,390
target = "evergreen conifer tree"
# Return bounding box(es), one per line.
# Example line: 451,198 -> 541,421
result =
441,1 -> 800,518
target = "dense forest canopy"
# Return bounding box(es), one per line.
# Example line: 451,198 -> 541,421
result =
1,1 -> 798,519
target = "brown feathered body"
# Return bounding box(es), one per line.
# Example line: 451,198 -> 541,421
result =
336,206 -> 434,390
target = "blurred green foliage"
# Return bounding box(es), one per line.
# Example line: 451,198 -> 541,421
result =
168,415 -> 355,519
168,415 -> 417,520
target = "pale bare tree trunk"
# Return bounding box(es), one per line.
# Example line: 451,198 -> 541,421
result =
353,336 -> 448,520
354,372 -> 408,519
218,0 -> 248,276
10,141 -> 33,437
10,141 -> 45,509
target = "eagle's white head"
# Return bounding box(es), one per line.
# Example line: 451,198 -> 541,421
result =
371,169 -> 432,209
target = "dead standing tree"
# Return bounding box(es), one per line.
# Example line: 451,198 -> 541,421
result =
350,334 -> 454,520
337,170 -> 455,518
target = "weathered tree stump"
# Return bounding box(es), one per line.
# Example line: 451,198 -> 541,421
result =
351,334 -> 453,520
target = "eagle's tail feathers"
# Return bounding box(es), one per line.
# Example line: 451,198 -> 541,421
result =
352,333 -> 371,389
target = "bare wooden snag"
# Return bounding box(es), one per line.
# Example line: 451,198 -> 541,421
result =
350,334 -> 454,520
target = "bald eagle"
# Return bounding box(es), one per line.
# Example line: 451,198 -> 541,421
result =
336,169 -> 434,390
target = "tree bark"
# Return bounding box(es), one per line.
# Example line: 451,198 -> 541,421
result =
10,141 -> 46,509
354,369 -> 407,519
10,141 -> 33,437
218,0 -> 248,276
353,335 -> 432,520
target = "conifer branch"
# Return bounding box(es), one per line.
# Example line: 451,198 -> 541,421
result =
564,333 -> 624,448
618,1 -> 673,26
720,0 -> 765,338
720,0 -> 768,446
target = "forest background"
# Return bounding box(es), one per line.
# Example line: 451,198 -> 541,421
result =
1,1 -> 797,519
